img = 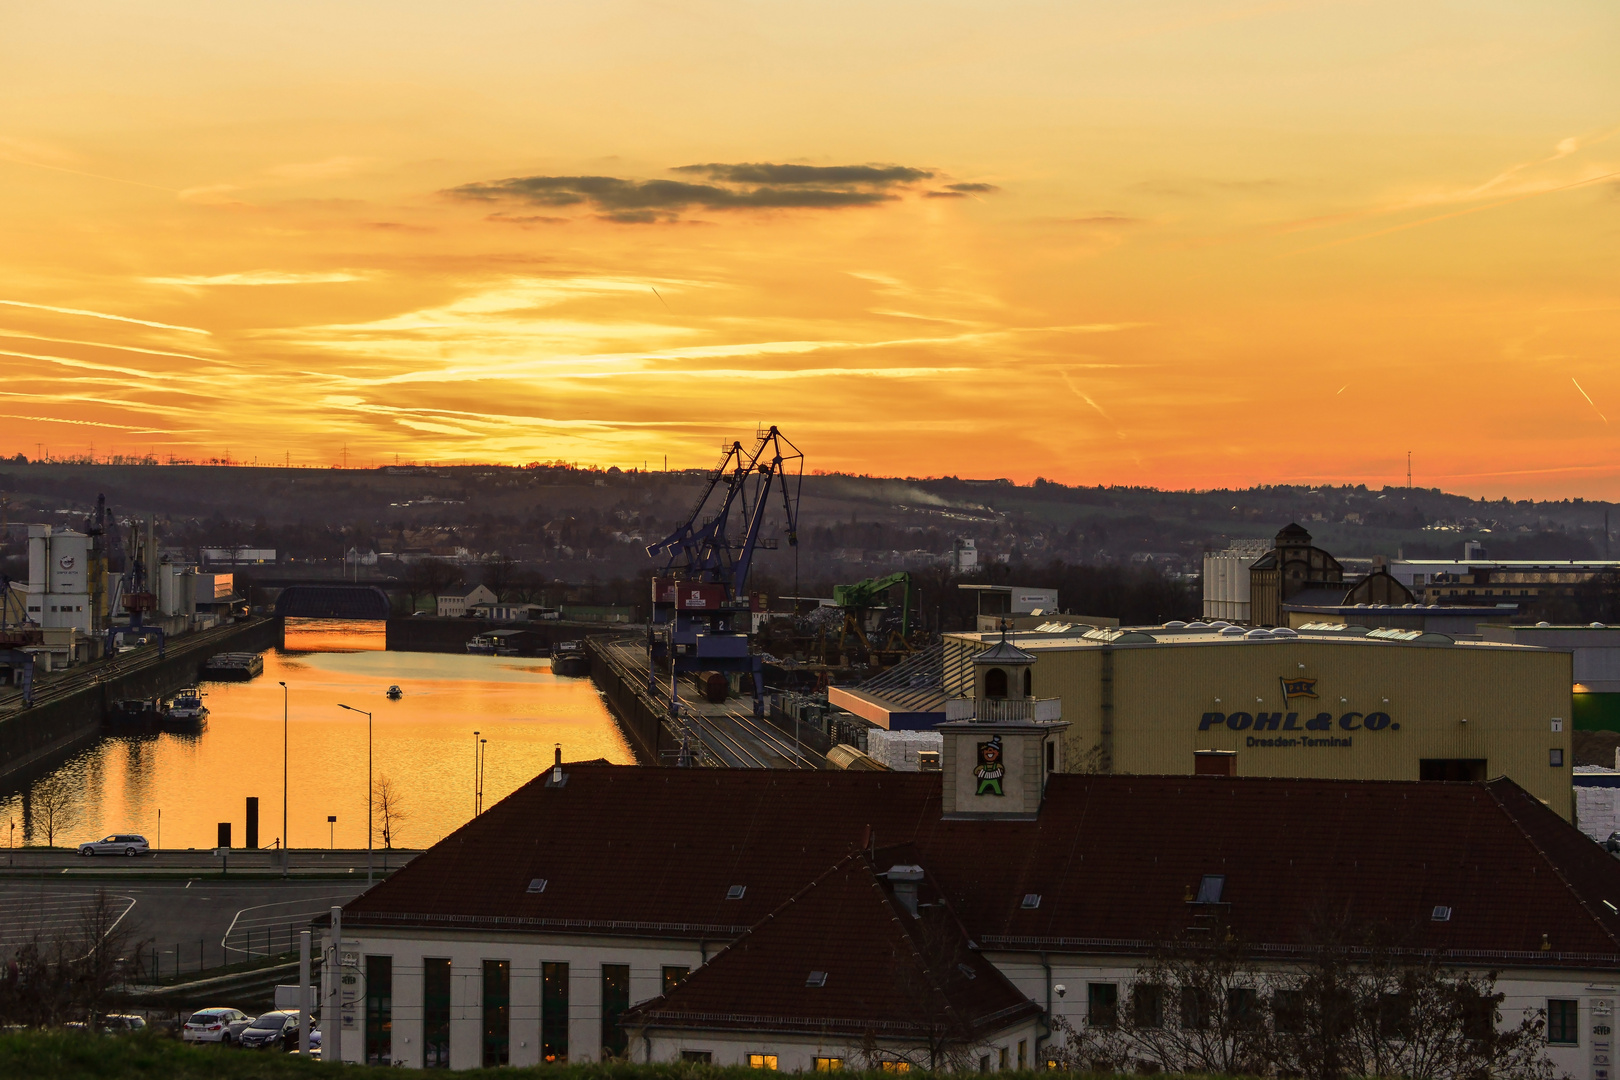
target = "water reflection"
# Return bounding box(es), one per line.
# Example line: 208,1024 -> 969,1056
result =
0,622 -> 631,850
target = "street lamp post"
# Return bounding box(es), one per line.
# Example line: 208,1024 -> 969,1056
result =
337,703 -> 373,886
479,738 -> 488,815
472,731 -> 480,816
279,680 -> 289,878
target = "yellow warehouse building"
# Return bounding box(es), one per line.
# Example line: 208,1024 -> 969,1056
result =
941,622 -> 1574,818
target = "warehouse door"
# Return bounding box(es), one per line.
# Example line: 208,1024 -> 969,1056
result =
1419,759 -> 1487,782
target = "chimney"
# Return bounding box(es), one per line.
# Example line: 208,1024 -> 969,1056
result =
887,864 -> 924,918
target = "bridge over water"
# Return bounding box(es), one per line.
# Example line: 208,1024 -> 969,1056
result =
274,585 -> 391,620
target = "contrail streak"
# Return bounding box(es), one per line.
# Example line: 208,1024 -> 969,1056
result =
0,299 -> 209,335
1572,376 -> 1608,424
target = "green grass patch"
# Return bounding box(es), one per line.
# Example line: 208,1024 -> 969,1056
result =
0,1030 -> 1171,1079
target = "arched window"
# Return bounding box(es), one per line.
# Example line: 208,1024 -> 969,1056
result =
984,667 -> 1008,699
1022,667 -> 1032,697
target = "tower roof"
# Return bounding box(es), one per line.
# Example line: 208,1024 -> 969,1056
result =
1275,522 -> 1313,545
972,638 -> 1036,666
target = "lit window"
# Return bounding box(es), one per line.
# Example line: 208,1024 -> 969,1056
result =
749,1054 -> 778,1070
880,1063 -> 911,1073
814,1058 -> 843,1071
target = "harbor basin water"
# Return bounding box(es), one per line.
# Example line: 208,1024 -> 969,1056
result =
0,620 -> 632,851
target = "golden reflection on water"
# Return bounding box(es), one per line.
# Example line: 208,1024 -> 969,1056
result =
0,622 -> 632,850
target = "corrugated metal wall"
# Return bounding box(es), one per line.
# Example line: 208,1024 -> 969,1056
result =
944,633 -> 1575,818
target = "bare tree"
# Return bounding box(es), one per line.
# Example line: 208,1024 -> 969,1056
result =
482,553 -> 517,602
1044,920 -> 1555,1080
372,774 -> 407,870
848,906 -> 998,1071
0,889 -> 145,1028
31,776 -> 76,848
405,558 -> 462,614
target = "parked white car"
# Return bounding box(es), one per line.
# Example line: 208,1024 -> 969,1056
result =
78,834 -> 150,857
182,1007 -> 254,1044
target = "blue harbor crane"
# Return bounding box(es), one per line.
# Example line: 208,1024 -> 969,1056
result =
645,426 -> 802,719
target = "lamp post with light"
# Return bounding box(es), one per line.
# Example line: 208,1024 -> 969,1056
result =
337,703 -> 373,886
278,680 -> 289,878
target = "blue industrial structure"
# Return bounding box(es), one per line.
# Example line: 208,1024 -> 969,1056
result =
645,427 -> 801,720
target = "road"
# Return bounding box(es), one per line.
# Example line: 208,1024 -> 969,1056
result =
0,847 -> 422,874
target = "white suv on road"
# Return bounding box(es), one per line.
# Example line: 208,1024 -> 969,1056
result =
78,834 -> 151,857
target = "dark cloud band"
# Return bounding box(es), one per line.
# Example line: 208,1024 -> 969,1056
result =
445,161 -> 993,222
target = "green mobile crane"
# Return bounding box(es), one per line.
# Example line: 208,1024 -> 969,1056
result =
830,571 -> 914,667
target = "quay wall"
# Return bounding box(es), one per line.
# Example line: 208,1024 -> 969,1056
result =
586,639 -> 668,765
0,617 -> 283,788
385,617 -> 636,654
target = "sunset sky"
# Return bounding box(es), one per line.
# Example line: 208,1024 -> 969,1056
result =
2,1 -> 1617,496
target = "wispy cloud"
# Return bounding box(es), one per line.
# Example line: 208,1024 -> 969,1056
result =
0,299 -> 208,335
144,271 -> 370,287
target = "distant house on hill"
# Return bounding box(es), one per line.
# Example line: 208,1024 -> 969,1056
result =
436,584 -> 496,618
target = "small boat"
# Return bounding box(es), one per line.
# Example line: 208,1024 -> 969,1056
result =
386,685 -> 403,701
201,652 -> 264,681
109,698 -> 160,724
550,642 -> 589,677
467,629 -> 543,657
161,688 -> 209,724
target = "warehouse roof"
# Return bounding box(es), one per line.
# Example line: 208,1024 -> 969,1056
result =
623,852 -> 1040,1039
343,765 -> 1620,968
945,625 -> 1547,652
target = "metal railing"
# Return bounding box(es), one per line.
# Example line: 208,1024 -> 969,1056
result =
944,697 -> 1062,723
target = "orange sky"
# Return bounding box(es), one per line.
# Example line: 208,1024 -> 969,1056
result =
2,2 -> 1618,497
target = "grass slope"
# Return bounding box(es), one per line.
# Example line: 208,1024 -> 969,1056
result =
2,1030 -> 1132,1080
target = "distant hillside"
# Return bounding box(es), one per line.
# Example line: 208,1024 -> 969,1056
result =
1,464 -> 1614,606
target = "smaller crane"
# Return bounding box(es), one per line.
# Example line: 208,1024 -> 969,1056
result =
829,571 -> 915,668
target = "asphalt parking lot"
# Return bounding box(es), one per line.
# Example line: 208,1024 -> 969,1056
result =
0,878 -> 369,968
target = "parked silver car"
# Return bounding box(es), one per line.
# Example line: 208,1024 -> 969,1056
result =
78,834 -> 150,857
181,1007 -> 254,1044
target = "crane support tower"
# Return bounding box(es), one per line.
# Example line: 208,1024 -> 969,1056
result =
646,426 -> 802,718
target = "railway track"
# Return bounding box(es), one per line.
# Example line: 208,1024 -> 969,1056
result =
0,619 -> 267,714
600,639 -> 823,770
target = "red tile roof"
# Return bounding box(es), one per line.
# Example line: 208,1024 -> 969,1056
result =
343,766 -> 1620,968
623,852 -> 1040,1040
